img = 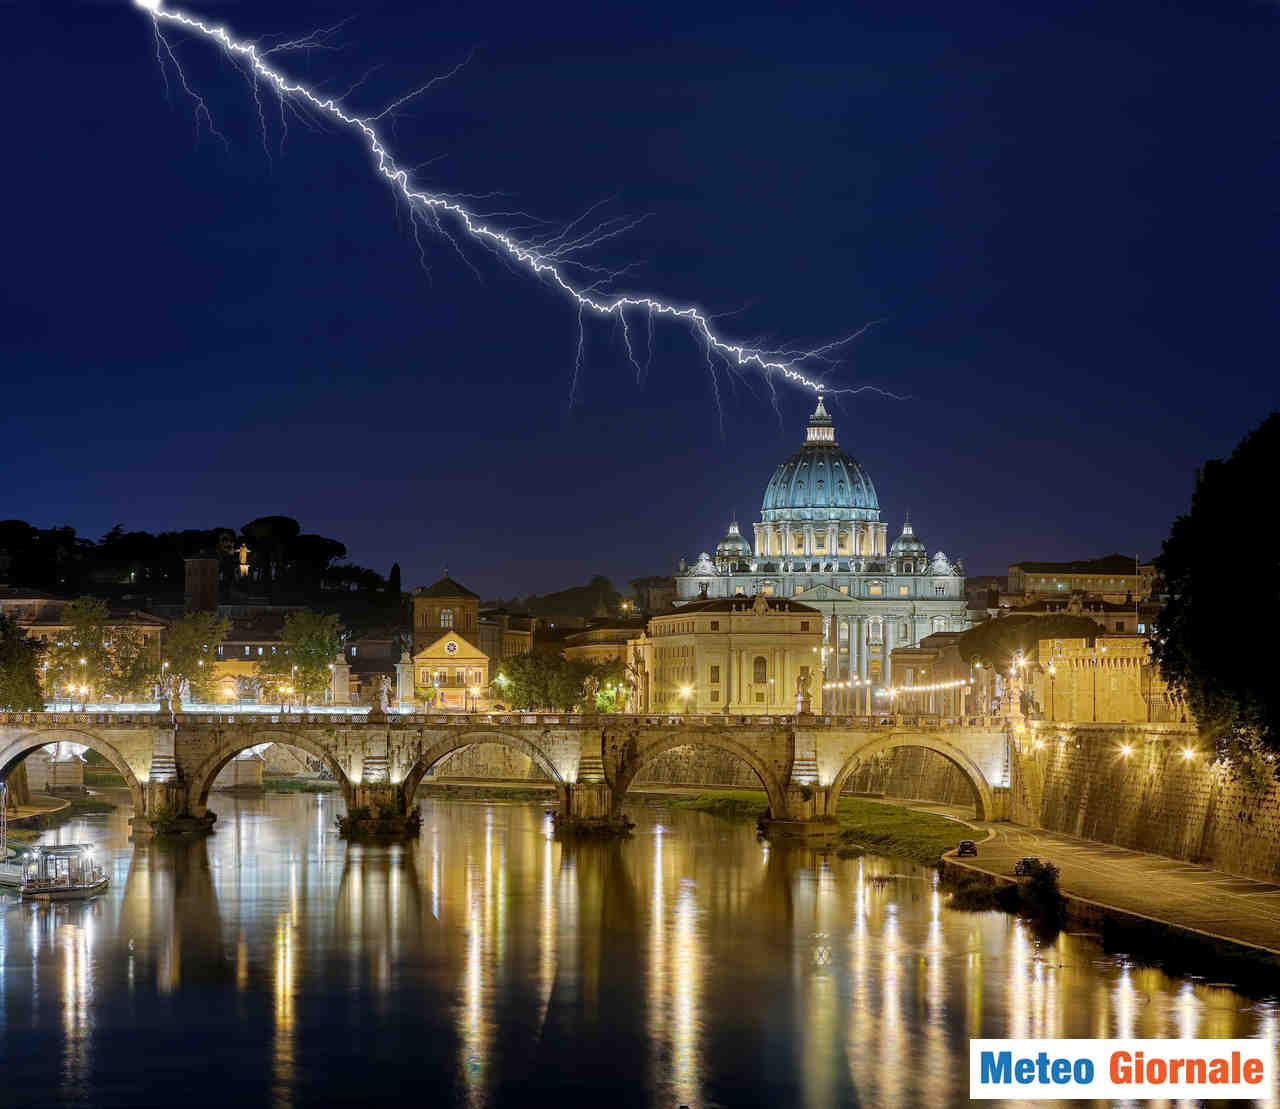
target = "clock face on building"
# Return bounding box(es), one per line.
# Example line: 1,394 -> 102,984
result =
445,640 -> 459,655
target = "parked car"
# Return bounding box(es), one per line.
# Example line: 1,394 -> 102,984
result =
1014,856 -> 1041,876
956,840 -> 978,857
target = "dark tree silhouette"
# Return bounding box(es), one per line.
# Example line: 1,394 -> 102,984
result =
1153,414 -> 1280,755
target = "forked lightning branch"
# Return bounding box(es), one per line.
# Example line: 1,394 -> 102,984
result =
134,0 -> 891,404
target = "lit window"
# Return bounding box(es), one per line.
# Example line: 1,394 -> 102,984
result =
794,585 -> 804,595
441,609 -> 454,629
1137,622 -> 1146,634
753,657 -> 767,683
839,585 -> 849,595
710,621 -> 720,631
350,645 -> 358,657
244,646 -> 250,657
899,585 -> 909,596
258,647 -> 264,656
869,581 -> 882,596
710,665 -> 720,684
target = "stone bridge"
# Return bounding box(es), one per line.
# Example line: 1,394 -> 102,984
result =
0,710 -> 1011,835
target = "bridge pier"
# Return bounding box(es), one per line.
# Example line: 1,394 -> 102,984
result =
131,779 -> 215,838
337,783 -> 422,840
758,785 -> 840,842
557,782 -> 632,837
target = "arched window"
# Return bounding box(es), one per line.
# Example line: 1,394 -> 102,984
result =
753,656 -> 767,683
440,608 -> 454,629
903,560 -> 913,574
869,619 -> 883,644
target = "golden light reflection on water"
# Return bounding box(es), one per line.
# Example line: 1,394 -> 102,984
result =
6,791 -> 1280,1107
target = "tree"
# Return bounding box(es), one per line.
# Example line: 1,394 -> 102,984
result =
45,597 -> 114,703
241,516 -> 301,587
956,614 -> 1104,675
260,611 -> 341,706
0,614 -> 44,710
496,652 -> 594,712
102,625 -> 159,702
164,611 -> 231,704
388,562 -> 402,597
1153,414 -> 1280,758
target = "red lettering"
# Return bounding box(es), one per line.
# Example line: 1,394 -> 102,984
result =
1233,1051 -> 1241,1084
1168,1059 -> 1183,1083
1148,1059 -> 1166,1083
1185,1059 -> 1206,1084
1110,1052 -> 1130,1083
1209,1058 -> 1229,1083
1244,1057 -> 1263,1084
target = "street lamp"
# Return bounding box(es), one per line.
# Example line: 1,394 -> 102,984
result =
679,685 -> 693,713
1047,661 -> 1056,721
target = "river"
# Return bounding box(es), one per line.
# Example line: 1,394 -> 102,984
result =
1,788 -> 1276,1107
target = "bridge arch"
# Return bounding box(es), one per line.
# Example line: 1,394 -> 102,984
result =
827,733 -> 995,820
187,730 -> 356,815
401,730 -> 569,809
0,728 -> 146,813
611,732 -> 789,819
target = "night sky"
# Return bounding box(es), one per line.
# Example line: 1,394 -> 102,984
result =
2,0 -> 1275,599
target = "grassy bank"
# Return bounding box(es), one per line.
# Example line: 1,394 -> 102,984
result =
674,791 -> 970,865
417,782 -> 557,803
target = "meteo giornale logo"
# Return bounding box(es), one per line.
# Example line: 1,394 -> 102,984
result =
969,1039 -> 1274,1100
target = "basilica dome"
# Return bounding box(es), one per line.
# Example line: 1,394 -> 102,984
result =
760,395 -> 879,522
715,518 -> 752,561
889,514 -> 926,556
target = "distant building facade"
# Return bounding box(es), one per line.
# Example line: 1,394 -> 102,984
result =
628,594 -> 823,714
1007,555 -> 1155,606
674,396 -> 969,687
1033,634 -> 1187,724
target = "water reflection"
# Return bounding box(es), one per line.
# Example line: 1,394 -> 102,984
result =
0,791 -> 1276,1107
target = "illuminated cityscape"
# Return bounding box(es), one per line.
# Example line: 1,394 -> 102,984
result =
1,0 -> 1276,1106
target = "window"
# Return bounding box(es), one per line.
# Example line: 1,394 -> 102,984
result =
434,670 -> 446,684
349,645 -> 358,657
1115,621 -> 1124,632
761,582 -> 774,596
839,585 -> 849,595
869,620 -> 883,644
794,585 -> 804,595
903,560 -> 913,574
735,586 -> 745,595
799,622 -> 809,632
899,585 -> 909,596
258,647 -> 264,656
420,669 -> 429,682
933,616 -> 947,633
869,581 -> 883,596
710,665 -> 720,684
710,620 -> 720,631
935,585 -> 944,596
754,691 -> 765,703
710,690 -> 720,703
455,668 -> 466,681
244,646 -> 250,657
440,609 -> 454,629
753,656 -> 767,683
1137,622 -> 1147,634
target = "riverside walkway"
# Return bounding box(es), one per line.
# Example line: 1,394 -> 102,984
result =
910,801 -> 1280,956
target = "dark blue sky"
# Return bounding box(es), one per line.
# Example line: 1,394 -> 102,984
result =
2,0 -> 1275,598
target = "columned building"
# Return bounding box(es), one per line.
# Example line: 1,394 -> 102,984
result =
674,395 -> 969,688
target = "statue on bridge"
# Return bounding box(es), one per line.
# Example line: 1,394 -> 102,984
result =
795,671 -> 812,715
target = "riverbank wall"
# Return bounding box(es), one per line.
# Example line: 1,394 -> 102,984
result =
1010,722 -> 1280,883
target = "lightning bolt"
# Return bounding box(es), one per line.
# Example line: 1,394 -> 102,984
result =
135,0 -> 895,401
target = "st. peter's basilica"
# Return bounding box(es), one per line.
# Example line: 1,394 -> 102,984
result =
675,394 -> 969,686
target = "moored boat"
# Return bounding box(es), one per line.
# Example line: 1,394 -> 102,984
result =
15,844 -> 109,901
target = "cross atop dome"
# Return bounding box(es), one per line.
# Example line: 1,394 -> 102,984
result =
805,391 -> 836,444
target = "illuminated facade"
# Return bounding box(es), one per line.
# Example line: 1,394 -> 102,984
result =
627,594 -> 824,714
675,396 -> 969,686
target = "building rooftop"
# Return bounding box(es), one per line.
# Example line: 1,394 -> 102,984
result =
1010,554 -> 1148,574
660,596 -> 820,616
415,574 -> 480,600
